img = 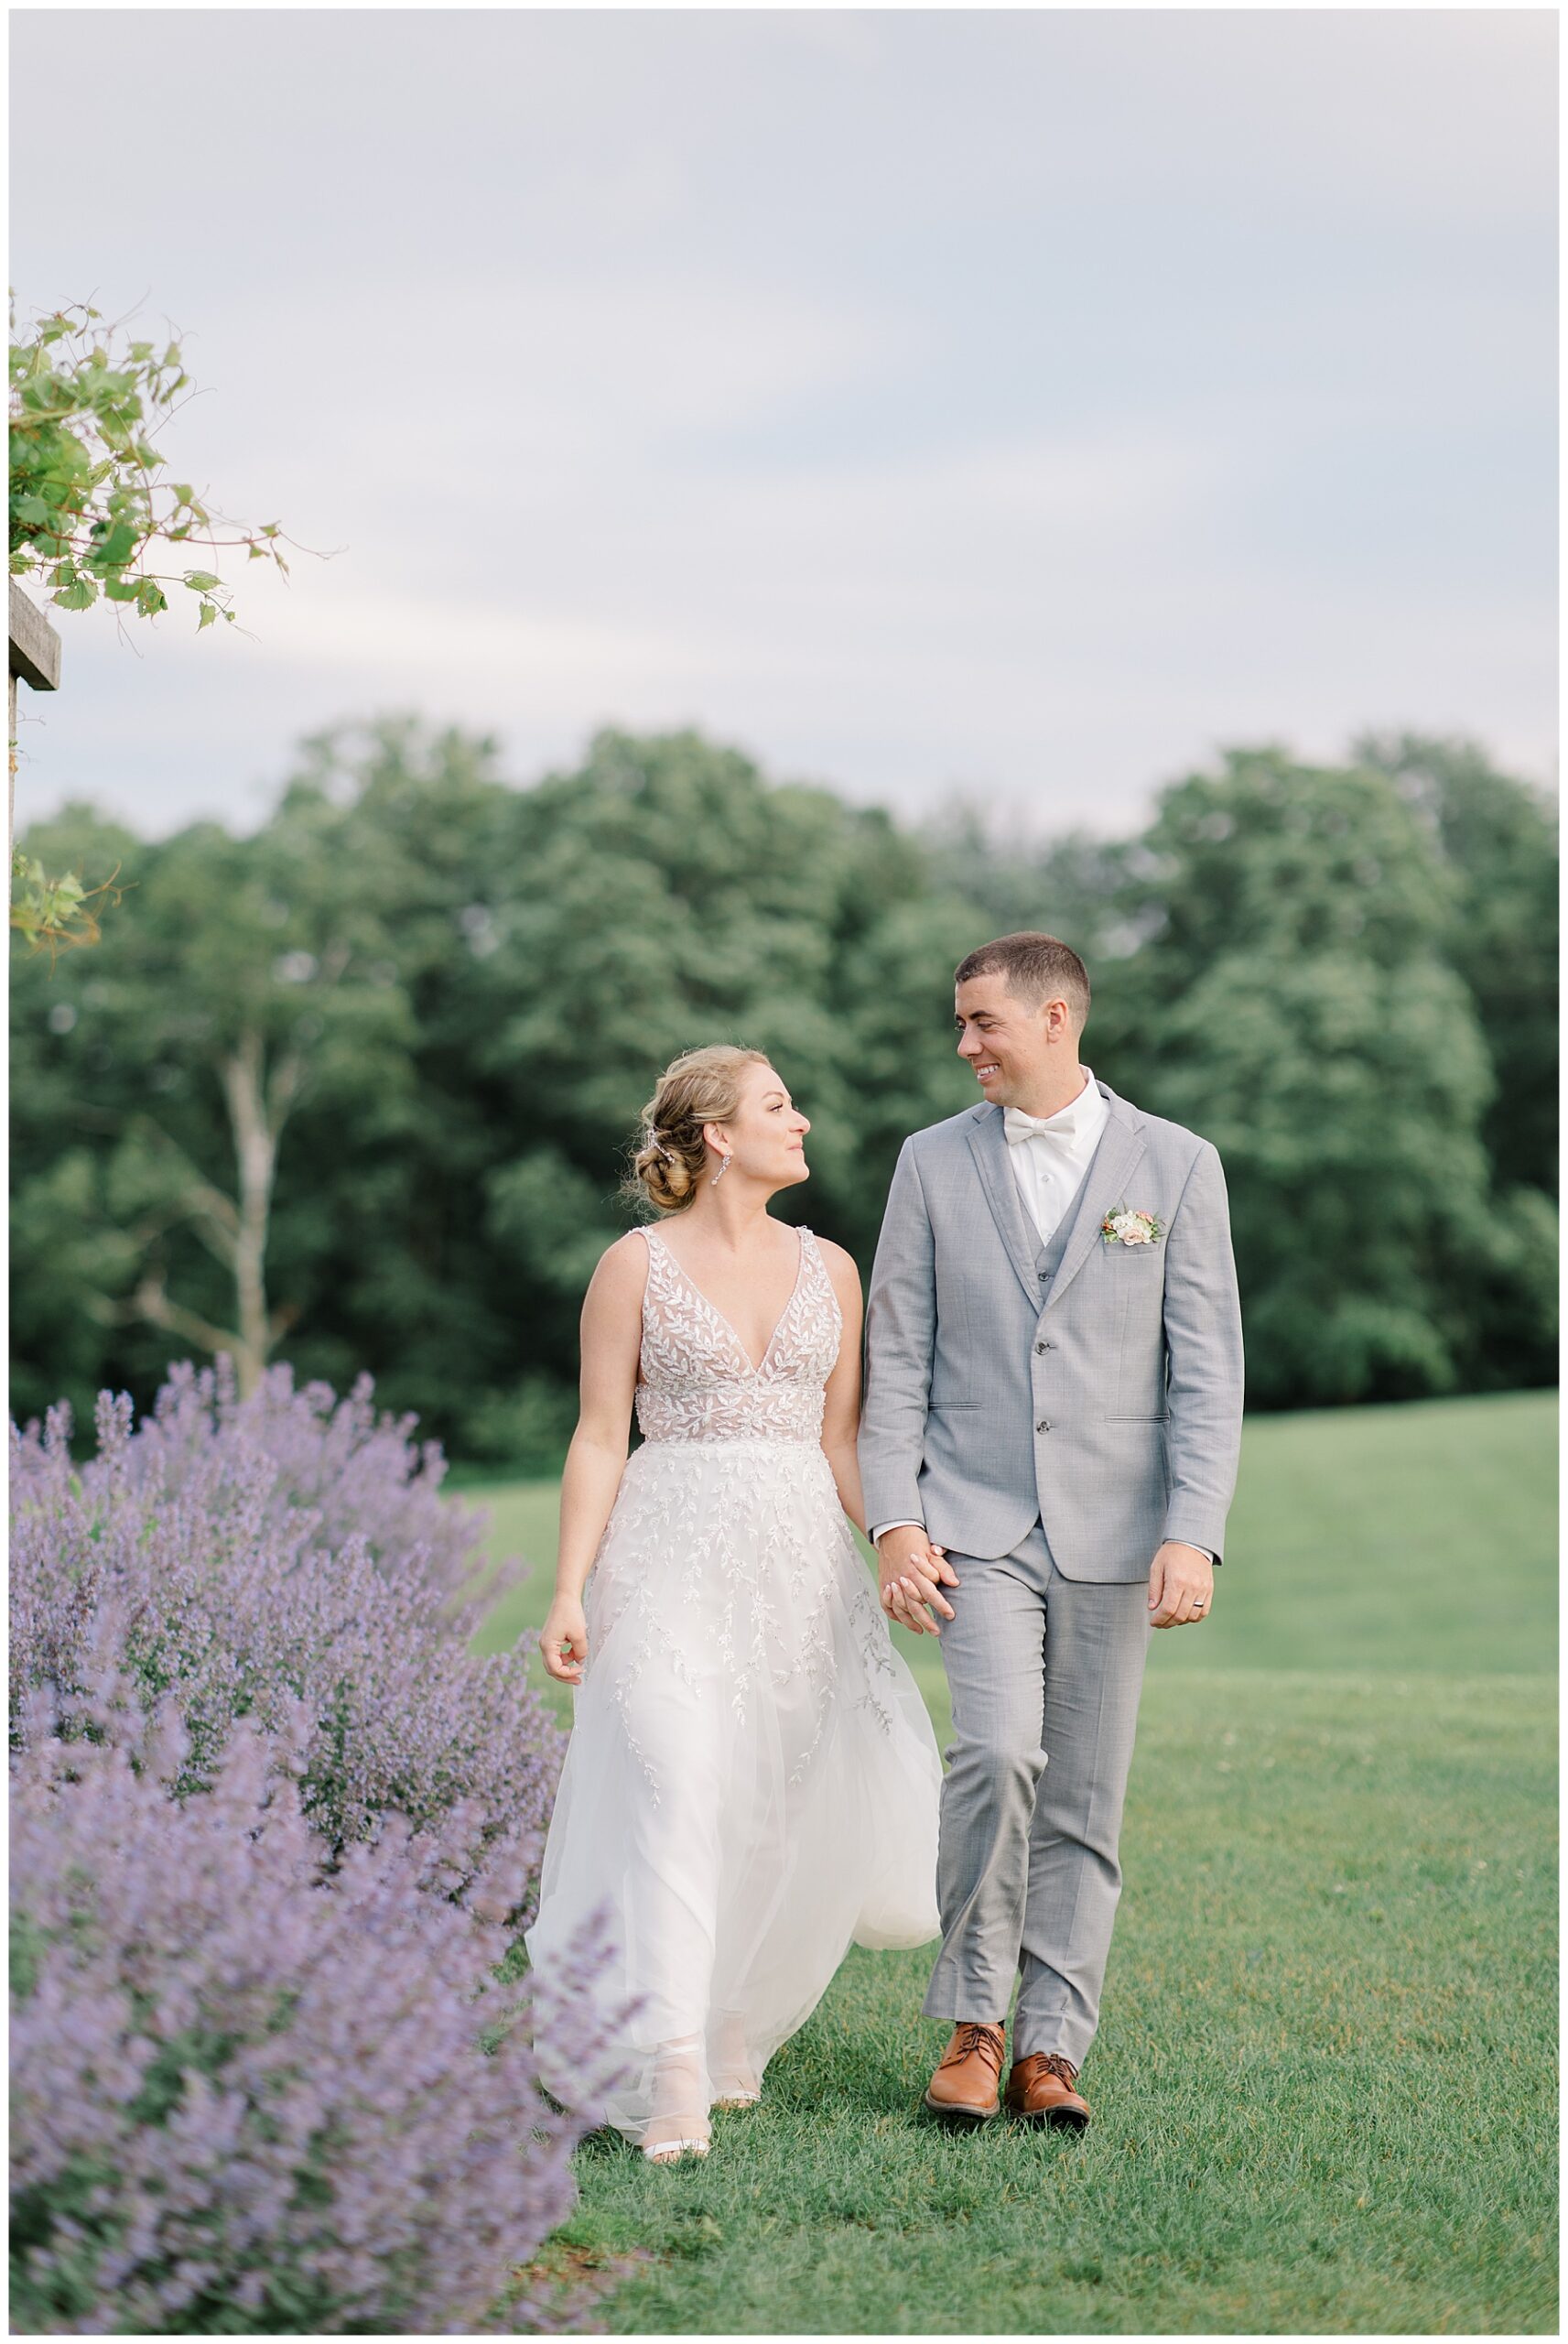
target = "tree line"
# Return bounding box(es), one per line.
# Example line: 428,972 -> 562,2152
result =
11,720 -> 1557,1460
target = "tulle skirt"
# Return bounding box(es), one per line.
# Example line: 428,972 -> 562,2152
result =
524,1435 -> 942,2143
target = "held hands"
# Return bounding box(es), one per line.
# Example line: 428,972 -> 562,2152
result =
1147,1540 -> 1215,1628
876,1525 -> 959,1636
540,1593 -> 589,1684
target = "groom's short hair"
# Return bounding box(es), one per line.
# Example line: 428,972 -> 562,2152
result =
955,932 -> 1091,1026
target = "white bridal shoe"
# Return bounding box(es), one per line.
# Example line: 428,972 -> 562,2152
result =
710,2012 -> 762,2110
642,2038 -> 712,2165
711,2081 -> 760,2109
643,2132 -> 710,2164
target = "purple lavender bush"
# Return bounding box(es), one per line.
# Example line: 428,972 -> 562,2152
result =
11,1624 -> 621,2335
19,1353 -> 502,1601
11,1361 -> 563,1925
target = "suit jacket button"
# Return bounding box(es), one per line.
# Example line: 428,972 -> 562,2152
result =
1036,1419 -> 1051,1433
1035,1340 -> 1051,1352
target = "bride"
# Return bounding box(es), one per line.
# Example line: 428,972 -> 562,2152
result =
524,1044 -> 944,2163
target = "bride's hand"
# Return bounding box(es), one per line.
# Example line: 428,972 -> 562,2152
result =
900,1542 -> 958,1632
877,1530 -> 958,1634
540,1595 -> 589,1685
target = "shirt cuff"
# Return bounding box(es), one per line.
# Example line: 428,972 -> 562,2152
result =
1165,1536 -> 1219,1565
869,1519 -> 925,1545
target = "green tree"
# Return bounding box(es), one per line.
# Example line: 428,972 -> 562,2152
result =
458,728 -> 990,1443
918,802 -> 1163,1097
12,720 -> 1553,1458
10,776 -> 422,1414
1115,747 -> 1555,1405
921,803 -> 1155,964
1357,730 -> 1558,1201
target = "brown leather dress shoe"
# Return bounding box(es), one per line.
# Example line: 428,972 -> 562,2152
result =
923,2022 -> 1006,2127
1005,2050 -> 1091,2132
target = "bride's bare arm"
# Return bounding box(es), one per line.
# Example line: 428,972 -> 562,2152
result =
540,1233 -> 646,1685
817,1241 -> 873,1537
819,1238 -> 953,1622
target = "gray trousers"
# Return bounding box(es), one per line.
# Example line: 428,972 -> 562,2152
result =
923,1518 -> 1155,2072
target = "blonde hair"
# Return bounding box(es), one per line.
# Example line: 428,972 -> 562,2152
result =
624,1045 -> 773,1216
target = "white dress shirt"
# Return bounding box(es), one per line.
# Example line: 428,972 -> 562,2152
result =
1000,1064 -> 1109,1244
869,1069 -> 1217,1568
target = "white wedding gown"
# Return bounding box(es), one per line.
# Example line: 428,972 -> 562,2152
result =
525,1222 -> 942,2145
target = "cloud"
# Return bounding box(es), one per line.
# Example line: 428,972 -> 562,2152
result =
8,8 -> 1554,842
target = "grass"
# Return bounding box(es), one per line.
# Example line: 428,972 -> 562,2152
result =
470,1389 -> 1559,1740
460,1392 -> 1558,2333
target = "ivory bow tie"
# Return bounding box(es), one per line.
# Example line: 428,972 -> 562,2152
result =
1003,1106 -> 1081,1147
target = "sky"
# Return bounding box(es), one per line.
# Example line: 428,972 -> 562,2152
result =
9,7 -> 1558,844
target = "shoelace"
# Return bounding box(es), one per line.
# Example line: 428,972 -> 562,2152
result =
946,2023 -> 1004,2076
1027,2052 -> 1079,2087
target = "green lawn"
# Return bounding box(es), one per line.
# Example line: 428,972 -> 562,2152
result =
460,1392 -> 1558,2333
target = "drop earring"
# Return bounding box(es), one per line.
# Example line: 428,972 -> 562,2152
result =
711,1152 -> 731,1186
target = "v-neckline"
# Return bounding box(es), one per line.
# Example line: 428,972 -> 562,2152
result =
649,1226 -> 807,1377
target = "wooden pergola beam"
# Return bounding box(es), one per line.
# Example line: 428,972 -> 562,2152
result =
9,580 -> 61,695
9,579 -> 64,861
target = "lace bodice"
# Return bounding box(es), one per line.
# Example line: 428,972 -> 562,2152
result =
633,1224 -> 841,1446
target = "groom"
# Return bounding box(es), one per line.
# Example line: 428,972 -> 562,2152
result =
859,931 -> 1243,2132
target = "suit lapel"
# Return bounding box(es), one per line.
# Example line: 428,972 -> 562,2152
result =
1043,1086 -> 1148,1314
964,1104 -> 1044,1308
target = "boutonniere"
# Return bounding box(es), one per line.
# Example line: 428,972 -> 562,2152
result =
1101,1203 -> 1163,1246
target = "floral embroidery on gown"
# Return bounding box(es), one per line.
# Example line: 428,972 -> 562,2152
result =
524,1223 -> 942,2145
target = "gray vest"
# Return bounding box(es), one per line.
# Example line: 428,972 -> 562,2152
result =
1026,1143 -> 1109,1544
1033,1136 -> 1108,1297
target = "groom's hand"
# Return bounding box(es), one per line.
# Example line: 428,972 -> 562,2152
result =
1148,1540 -> 1215,1628
876,1525 -> 959,1635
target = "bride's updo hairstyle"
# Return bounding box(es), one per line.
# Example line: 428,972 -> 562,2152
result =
624,1044 -> 773,1216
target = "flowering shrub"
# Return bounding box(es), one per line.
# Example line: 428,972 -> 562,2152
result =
11,1636 -> 620,2335
12,1352 -> 497,1600
11,1361 -> 563,1925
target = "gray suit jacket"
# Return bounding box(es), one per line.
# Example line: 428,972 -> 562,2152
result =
858,1080 -> 1244,1579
